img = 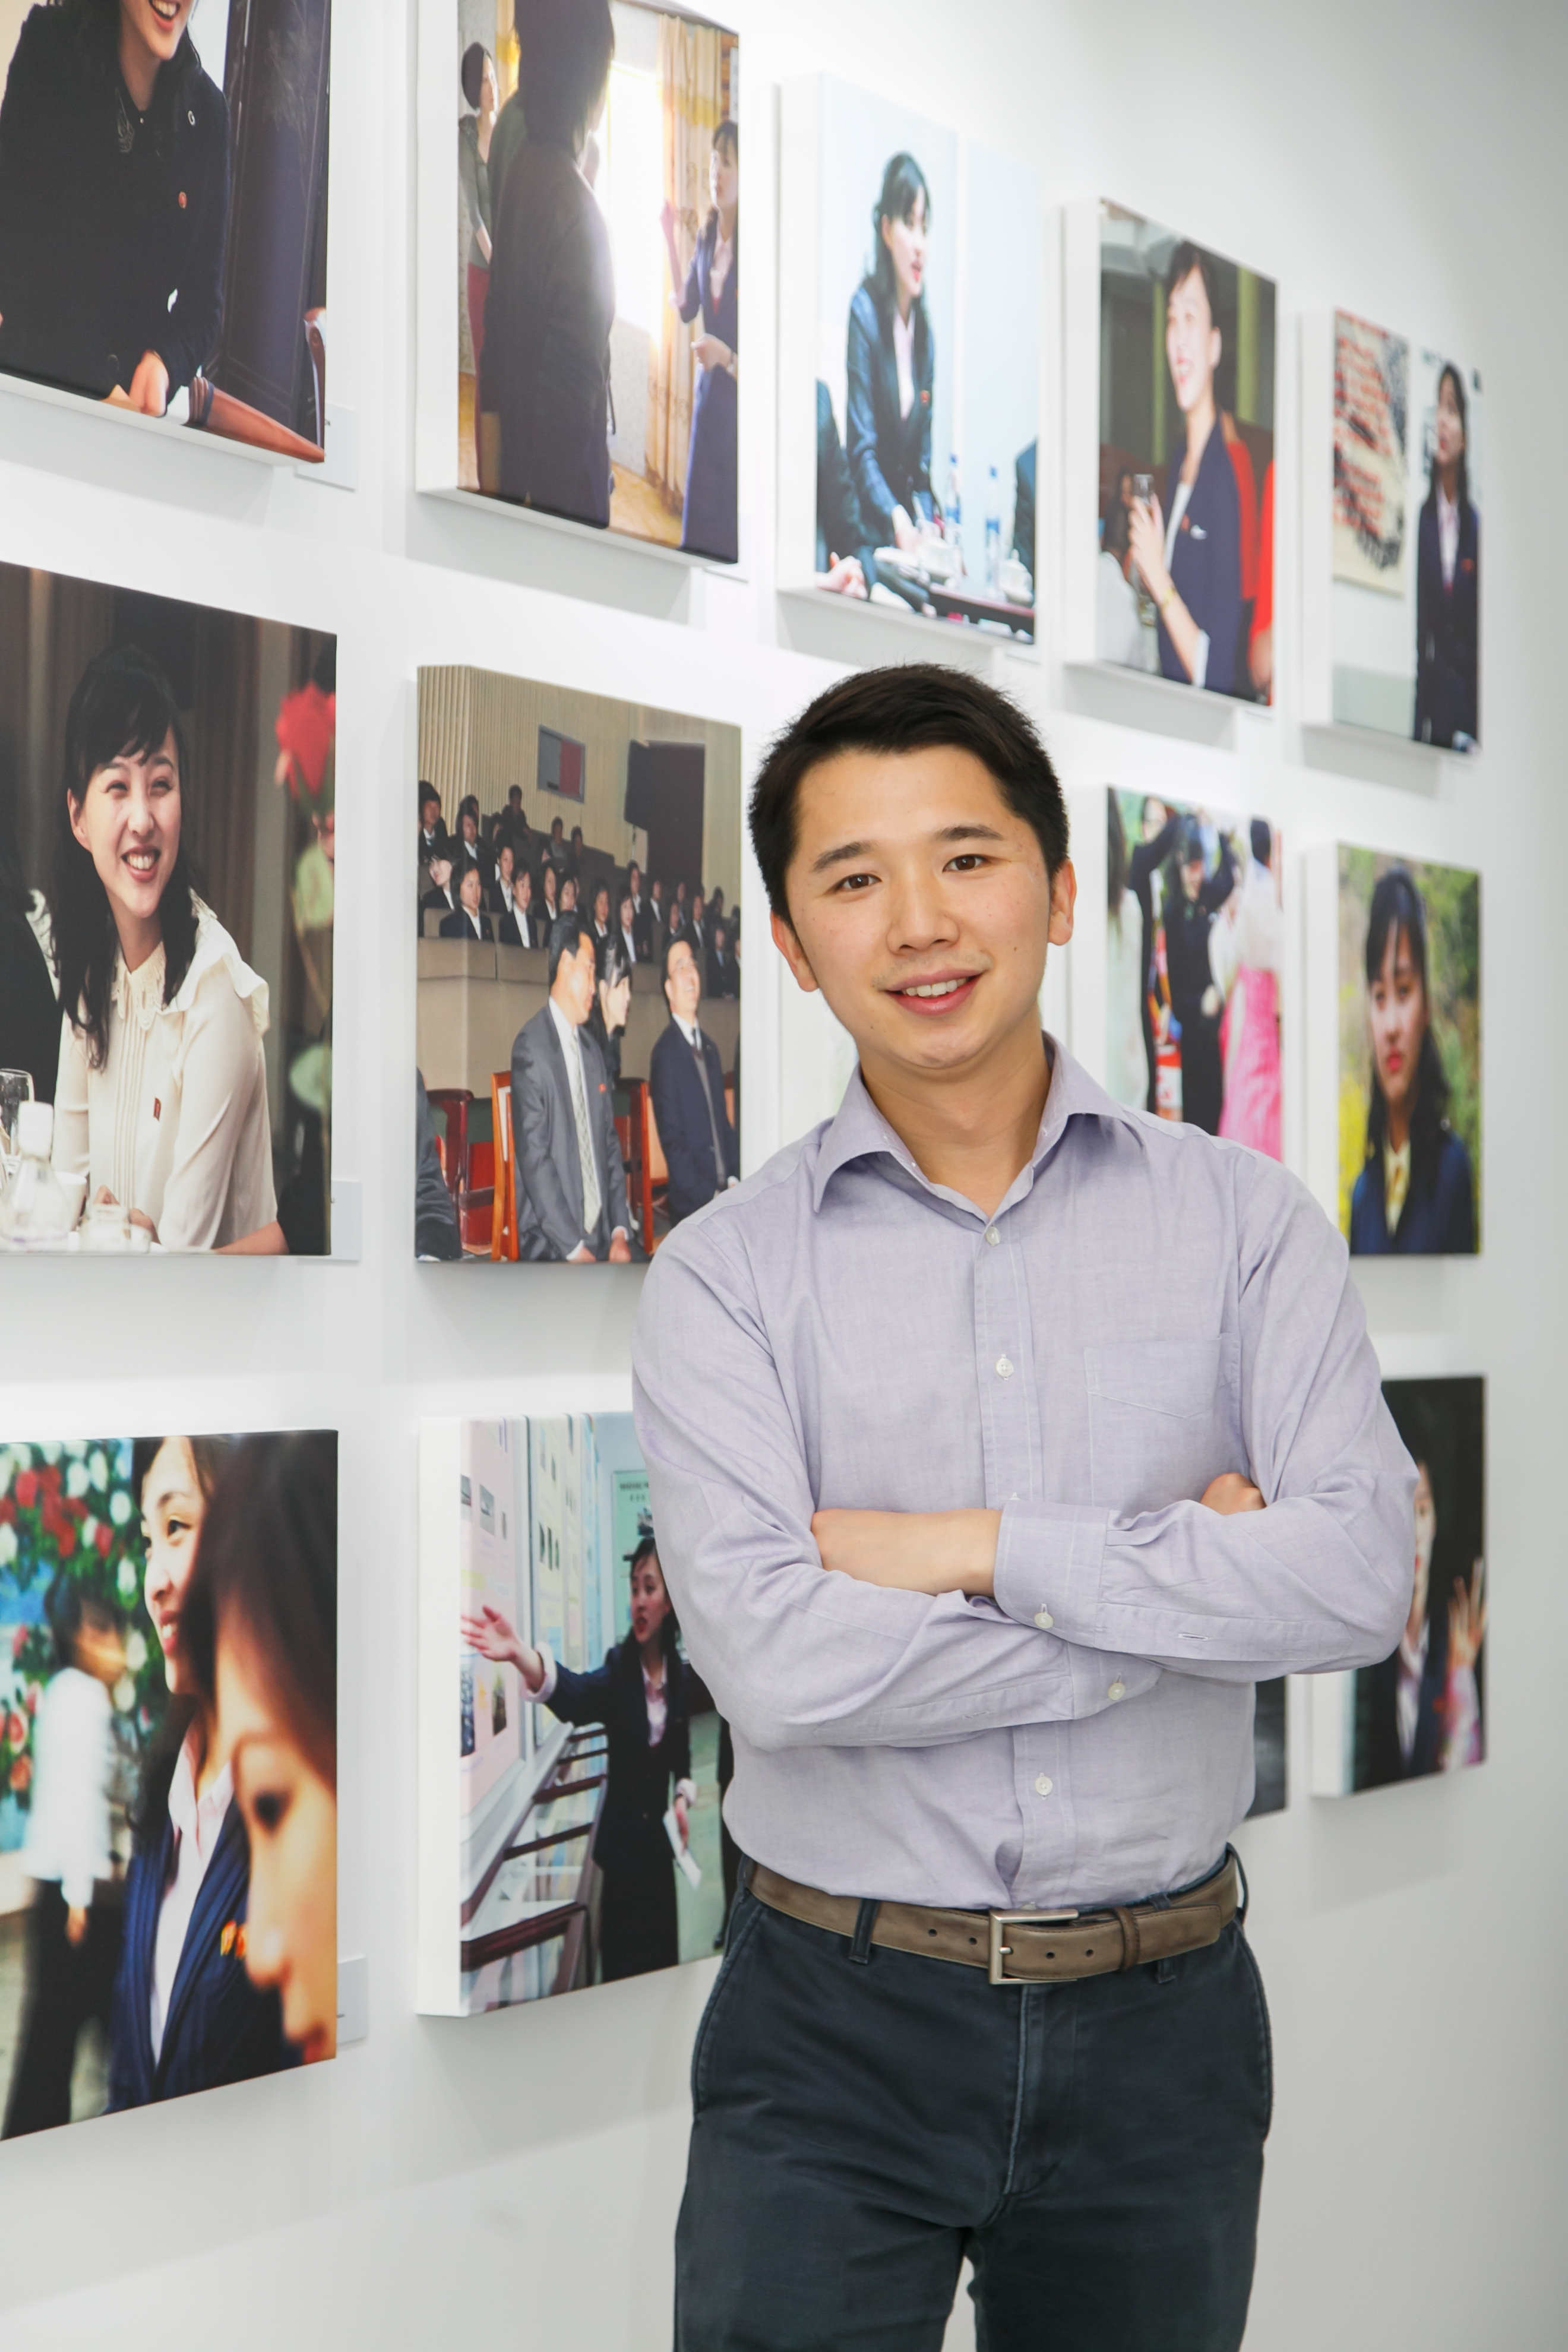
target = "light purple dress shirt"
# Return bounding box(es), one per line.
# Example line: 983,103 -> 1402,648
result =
633,1041 -> 1414,1911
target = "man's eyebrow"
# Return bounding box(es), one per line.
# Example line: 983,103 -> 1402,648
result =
808,823 -> 1009,877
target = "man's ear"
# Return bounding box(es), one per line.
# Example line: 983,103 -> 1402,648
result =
770,908 -> 820,996
1048,859 -> 1077,950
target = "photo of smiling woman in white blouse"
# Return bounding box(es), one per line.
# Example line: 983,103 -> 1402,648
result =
49,644 -> 275,1252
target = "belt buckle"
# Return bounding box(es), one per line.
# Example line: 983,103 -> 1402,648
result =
988,1907 -> 1079,1986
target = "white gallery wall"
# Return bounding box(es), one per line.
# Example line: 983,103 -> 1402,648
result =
1,0 -> 1563,2345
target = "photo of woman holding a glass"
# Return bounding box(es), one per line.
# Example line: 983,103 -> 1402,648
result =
1126,244 -> 1243,697
49,645 -> 275,1251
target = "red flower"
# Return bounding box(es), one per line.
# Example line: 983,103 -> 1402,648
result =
14,1471 -> 36,1509
5,1711 -> 25,1750
55,1525 -> 77,1559
40,1465 -> 60,1494
9,1756 -> 30,1792
23,1685 -> 39,1713
10,1627 -> 25,1661
96,1523 -> 113,1557
0,1494 -> 14,1523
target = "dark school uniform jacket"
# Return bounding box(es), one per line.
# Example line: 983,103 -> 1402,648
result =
0,7 -> 229,400
108,1800 -> 295,2110
1156,422 -> 1242,697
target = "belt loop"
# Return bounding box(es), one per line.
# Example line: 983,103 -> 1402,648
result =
848,1898 -> 880,1966
1112,1905 -> 1142,1973
1229,1844 -> 1248,1927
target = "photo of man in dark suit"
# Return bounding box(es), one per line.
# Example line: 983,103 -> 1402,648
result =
649,937 -> 738,1226
510,914 -> 633,1262
418,782 -> 448,868
626,861 -> 650,956
440,864 -> 494,941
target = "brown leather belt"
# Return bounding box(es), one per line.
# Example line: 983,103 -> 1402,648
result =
748,1853 -> 1239,1986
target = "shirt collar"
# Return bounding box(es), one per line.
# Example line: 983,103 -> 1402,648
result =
169,1728 -> 233,1855
809,1035 -> 1136,1216
548,997 -> 582,1061
674,1014 -> 701,1048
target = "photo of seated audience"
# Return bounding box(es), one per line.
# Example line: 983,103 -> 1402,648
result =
416,664 -> 742,1263
430,1414 -> 730,2013
0,0 -> 330,464
806,80 -> 1038,636
1106,791 -> 1283,1158
1339,849 -> 1479,1255
457,0 -> 739,564
0,1429 -> 338,2136
1098,204 -> 1276,703
0,562 -> 335,1254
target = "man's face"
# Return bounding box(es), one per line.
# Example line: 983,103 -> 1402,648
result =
422,799 -> 439,834
628,864 -> 641,896
460,866 -> 482,913
552,934 -> 597,1025
619,895 -> 634,933
771,747 -> 1074,1088
693,893 -> 705,925
665,940 -> 701,1022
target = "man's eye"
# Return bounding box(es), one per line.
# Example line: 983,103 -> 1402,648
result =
834,873 -> 876,893
947,855 -> 988,872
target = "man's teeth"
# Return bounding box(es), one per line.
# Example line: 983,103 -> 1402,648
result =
902,979 -> 965,998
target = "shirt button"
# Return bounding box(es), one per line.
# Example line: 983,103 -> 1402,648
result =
985,1228 -> 1000,1246
1034,1775 -> 1053,1797
995,1355 -> 1013,1379
1107,1680 -> 1126,1700
1034,1608 -> 1054,1630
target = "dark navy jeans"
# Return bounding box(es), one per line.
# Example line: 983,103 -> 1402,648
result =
675,1877 -> 1271,2350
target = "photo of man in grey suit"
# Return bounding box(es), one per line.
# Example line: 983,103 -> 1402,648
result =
510,914 -> 634,1263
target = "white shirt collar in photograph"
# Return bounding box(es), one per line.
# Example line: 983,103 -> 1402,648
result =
1437,482 -> 1460,589
892,305 -> 915,421
151,1730 -> 234,2063
674,1014 -> 701,1050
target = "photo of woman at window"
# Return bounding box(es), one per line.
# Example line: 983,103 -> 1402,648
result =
660,119 -> 738,565
108,1436 -> 297,2110
846,152 -> 935,559
1349,865 -> 1476,1255
463,1535 -> 695,1984
479,0 -> 616,526
1414,363 -> 1480,751
1127,245 -> 1243,697
0,0 -> 228,416
49,646 -> 275,1251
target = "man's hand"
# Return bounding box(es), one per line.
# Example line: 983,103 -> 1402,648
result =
127,349 -> 170,416
566,1241 -> 598,1263
811,1508 -> 1000,1598
1201,1472 -> 1264,1515
608,1231 -> 633,1264
65,1905 -> 89,1949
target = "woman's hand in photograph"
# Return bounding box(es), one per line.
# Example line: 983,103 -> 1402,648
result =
660,198 -> 678,240
1126,496 -> 1168,604
460,1602 -> 547,1690
821,553 -> 867,599
674,1793 -> 690,1847
127,350 -> 171,417
890,504 -> 920,554
693,333 -> 731,374
65,1905 -> 89,1949
1448,1560 -> 1487,1671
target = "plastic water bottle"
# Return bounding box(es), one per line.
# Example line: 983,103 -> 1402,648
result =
0,1100 -> 77,1245
985,467 -> 1001,593
944,455 -> 963,560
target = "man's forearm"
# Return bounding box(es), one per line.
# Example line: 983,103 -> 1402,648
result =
813,1508 -> 1001,1597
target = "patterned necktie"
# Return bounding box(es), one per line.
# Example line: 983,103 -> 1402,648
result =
566,1030 -> 602,1236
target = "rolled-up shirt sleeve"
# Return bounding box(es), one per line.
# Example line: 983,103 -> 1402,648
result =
992,1159 -> 1417,1680
633,1223 -> 1159,1754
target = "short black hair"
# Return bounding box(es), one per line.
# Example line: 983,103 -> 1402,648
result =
460,41 -> 488,109
1250,818 -> 1272,866
507,783 -> 522,804
419,780 -> 440,813
748,663 -> 1069,926
515,0 -> 613,150
547,911 -> 592,988
45,1572 -> 121,1672
1166,239 -> 1220,324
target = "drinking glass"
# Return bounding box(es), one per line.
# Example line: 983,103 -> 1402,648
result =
0,1070 -> 34,1178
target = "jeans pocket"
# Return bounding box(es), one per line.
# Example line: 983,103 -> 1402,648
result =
1236,1929 -> 1275,2141
690,1889 -> 764,2116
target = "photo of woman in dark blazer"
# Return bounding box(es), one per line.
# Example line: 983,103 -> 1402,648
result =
0,0 -> 229,413
464,1537 -> 696,1984
846,151 -> 935,555
1414,363 -> 1480,750
1127,244 -> 1243,697
1349,866 -> 1476,1255
478,0 -> 615,526
108,1435 -> 296,2110
660,118 -> 738,565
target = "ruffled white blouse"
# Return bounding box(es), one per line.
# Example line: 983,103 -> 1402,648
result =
52,899 -> 276,1251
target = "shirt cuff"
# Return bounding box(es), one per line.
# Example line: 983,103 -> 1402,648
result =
675,1778 -> 697,1806
994,1503 -> 1161,1709
529,1643 -> 558,1703
61,1872 -> 95,1912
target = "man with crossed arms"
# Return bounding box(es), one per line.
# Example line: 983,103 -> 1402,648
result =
633,665 -> 1412,2350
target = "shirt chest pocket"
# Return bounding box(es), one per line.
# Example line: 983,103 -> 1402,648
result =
1084,1338 -> 1235,1516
